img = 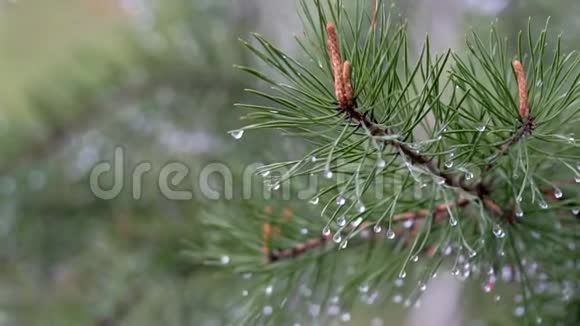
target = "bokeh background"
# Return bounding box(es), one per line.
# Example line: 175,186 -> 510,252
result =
0,0 -> 578,325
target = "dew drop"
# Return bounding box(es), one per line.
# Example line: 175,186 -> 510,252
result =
377,159 -> 387,169
539,199 -> 548,209
554,188 -> 563,199
220,255 -> 231,265
399,271 -> 407,279
322,226 -> 331,236
465,171 -> 474,181
359,283 -> 370,293
494,295 -> 501,302
356,201 -> 366,213
493,224 -> 505,238
435,176 -> 446,185
310,156 -> 318,162
336,196 -> 346,206
265,285 -> 273,296
515,206 -> 524,218
324,169 -> 334,179
333,232 -> 343,243
468,250 -> 477,258
449,216 -> 458,227
242,290 -> 249,297
228,129 -> 244,140
419,283 -> 427,292
336,216 -> 347,227
340,312 -> 351,322
310,197 -> 320,205
386,229 -> 396,240
411,255 -> 419,263
572,208 -> 579,215
445,160 -> 454,168
263,305 -> 273,316
300,228 -> 309,235
373,224 -> 382,233
476,124 -> 487,132
272,183 -> 281,191
351,217 -> 363,227
261,170 -> 271,177
392,294 -> 403,303
340,240 -> 348,249
514,306 -> 525,317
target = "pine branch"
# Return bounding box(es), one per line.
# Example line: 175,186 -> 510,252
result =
266,197 -> 471,262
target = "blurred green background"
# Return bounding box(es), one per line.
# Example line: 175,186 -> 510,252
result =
0,0 -> 578,325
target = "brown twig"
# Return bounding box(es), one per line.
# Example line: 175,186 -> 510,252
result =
267,198 -> 471,262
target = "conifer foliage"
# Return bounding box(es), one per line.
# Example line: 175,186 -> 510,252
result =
191,0 -> 580,324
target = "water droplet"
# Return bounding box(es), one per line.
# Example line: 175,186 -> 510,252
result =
394,278 -> 404,287
465,171 -> 474,180
419,283 -> 427,292
468,250 -> 477,258
449,216 -> 458,226
220,255 -> 230,265
242,290 -> 249,296
340,240 -> 348,249
359,283 -> 370,293
351,217 -> 363,227
435,176 -> 446,185
554,189 -> 563,199
333,232 -> 342,243
322,226 -> 331,236
386,229 -> 396,240
324,169 -> 333,179
263,305 -> 273,316
373,224 -> 382,233
310,156 -> 318,162
261,170 -> 271,177
516,195 -> 523,203
476,124 -> 487,132
411,255 -> 419,263
377,159 -> 386,169
265,285 -> 273,295
327,304 -> 340,316
493,224 -> 505,238
575,176 -> 580,183
228,129 -> 244,140
514,306 -> 525,317
572,208 -> 579,215
336,196 -> 346,206
515,206 -> 524,217
272,183 -> 281,191
539,199 -> 548,209
444,160 -> 454,168
494,295 -> 501,302
356,201 -> 366,213
300,228 -> 309,235
310,197 -> 320,205
389,294 -> 402,304
336,216 -> 347,227
399,271 -> 407,279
